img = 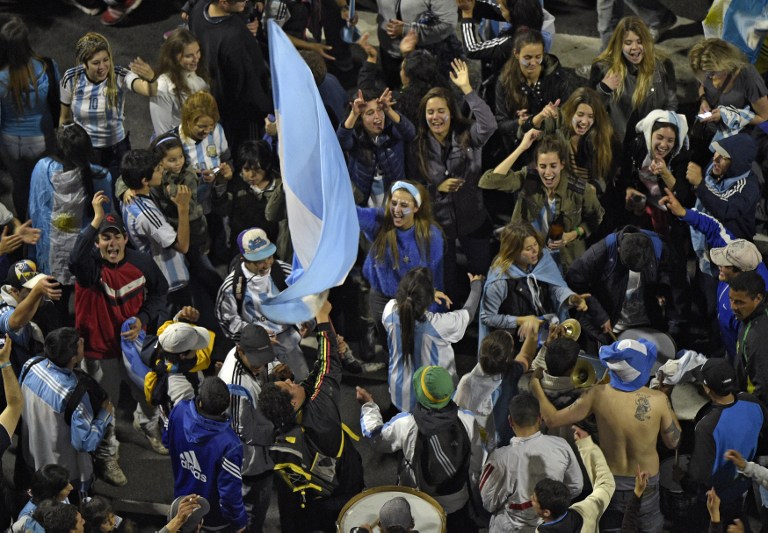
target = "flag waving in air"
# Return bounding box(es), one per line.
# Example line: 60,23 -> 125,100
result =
260,21 -> 359,323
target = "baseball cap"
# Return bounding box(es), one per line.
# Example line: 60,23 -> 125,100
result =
238,324 -> 275,368
379,496 -> 413,531
5,260 -> 49,290
237,228 -> 276,262
167,496 -> 210,533
710,239 -> 762,271
99,212 -> 125,234
159,322 -> 211,354
413,365 -> 454,410
695,358 -> 737,395
599,338 -> 657,392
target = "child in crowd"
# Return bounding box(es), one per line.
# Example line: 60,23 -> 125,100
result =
229,140 -> 290,261
455,328 -> 539,450
119,149 -> 192,310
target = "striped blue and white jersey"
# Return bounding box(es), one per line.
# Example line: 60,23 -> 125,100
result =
178,123 -> 230,214
382,298 -> 471,412
60,65 -> 138,148
20,357 -> 112,489
122,194 -> 189,292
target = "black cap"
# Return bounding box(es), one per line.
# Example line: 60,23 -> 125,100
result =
238,324 -> 275,368
99,213 -> 125,234
695,358 -> 737,395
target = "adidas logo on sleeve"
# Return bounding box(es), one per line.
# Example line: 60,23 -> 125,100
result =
180,450 -> 208,482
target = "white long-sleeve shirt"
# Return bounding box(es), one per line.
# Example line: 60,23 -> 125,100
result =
360,400 -> 484,514
479,431 -> 583,532
149,72 -> 209,135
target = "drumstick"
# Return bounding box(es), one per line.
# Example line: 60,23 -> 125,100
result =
608,330 -> 618,342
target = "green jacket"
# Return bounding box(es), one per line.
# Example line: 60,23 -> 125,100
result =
479,167 -> 604,270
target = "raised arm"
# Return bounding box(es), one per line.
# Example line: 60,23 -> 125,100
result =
0,337 -> 21,440
530,375 -> 596,428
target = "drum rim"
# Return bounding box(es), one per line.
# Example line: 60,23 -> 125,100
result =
336,485 -> 447,533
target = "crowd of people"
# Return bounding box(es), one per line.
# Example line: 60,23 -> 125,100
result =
1,0 -> 768,532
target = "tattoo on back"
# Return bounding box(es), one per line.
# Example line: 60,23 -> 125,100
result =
635,394 -> 651,421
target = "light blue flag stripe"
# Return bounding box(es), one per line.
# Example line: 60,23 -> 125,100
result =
261,21 -> 359,323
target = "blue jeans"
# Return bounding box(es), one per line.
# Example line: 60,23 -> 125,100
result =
0,132 -> 53,218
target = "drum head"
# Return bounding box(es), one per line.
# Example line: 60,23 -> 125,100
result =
337,486 -> 446,533
617,327 -> 677,362
671,383 -> 709,421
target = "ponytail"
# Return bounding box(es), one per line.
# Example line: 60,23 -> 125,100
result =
394,268 -> 435,368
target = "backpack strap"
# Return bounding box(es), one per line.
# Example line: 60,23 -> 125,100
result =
63,377 -> 91,426
270,261 -> 288,292
230,256 -> 248,316
19,356 -> 45,384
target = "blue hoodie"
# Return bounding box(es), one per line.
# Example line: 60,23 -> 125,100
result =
681,209 -> 768,360
691,133 -> 759,275
165,399 -> 247,530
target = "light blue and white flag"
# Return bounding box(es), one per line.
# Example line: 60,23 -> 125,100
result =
261,21 -> 359,323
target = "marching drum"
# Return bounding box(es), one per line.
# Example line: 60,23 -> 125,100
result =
670,382 -> 709,421
617,327 -> 677,363
336,486 -> 446,533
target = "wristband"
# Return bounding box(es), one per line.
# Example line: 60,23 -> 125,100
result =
0,361 -> 11,370
697,94 -> 708,103
576,227 -> 585,238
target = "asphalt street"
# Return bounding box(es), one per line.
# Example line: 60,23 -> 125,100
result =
0,0 -> 714,530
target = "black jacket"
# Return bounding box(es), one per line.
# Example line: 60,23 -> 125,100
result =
566,226 -> 673,341
736,301 -> 768,407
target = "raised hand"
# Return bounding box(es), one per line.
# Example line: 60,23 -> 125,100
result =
399,28 -> 418,55
449,58 -> 472,94
378,88 -> 395,113
129,57 -> 155,81
0,226 -> 23,256
356,33 -> 378,63
91,191 -> 110,225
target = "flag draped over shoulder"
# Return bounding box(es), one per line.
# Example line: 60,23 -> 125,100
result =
261,21 -> 359,323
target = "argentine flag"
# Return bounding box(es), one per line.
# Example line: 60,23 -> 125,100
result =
261,21 -> 359,323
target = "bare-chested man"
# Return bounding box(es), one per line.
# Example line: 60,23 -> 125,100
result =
530,338 -> 681,533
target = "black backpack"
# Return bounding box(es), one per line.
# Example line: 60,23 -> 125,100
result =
269,425 -> 341,507
20,357 -> 108,426
406,413 -> 471,496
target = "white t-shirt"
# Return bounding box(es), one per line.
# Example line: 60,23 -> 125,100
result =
149,71 -> 209,135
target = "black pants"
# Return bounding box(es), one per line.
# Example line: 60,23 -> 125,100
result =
92,136 -> 131,201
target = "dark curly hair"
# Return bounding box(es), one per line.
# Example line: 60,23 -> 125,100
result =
258,383 -> 297,435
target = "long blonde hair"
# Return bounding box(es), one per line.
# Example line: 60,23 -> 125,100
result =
75,32 -> 118,109
689,38 -> 746,79
594,17 -> 661,110
491,222 -> 543,274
